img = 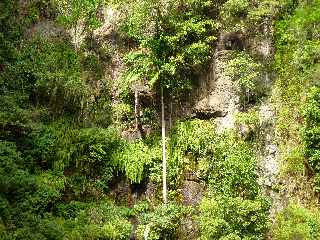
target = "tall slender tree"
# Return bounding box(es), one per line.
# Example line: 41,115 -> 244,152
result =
122,0 -> 219,203
161,87 -> 168,203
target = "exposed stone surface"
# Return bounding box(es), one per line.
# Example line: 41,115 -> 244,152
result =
192,45 -> 239,132
178,180 -> 204,240
259,104 -> 319,225
25,20 -> 66,39
178,214 -> 200,240
145,181 -> 157,204
257,102 -> 281,218
109,177 -> 132,204
247,21 -> 275,59
109,176 -> 149,206
255,100 -> 318,224
181,180 -> 205,206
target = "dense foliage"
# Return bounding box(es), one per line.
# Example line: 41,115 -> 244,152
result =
1,0 -> 320,239
121,0 -> 219,96
272,204 -> 320,240
167,120 -> 270,239
135,203 -> 190,240
274,0 -> 320,188
270,1 -> 320,238
303,87 -> 320,190
275,0 -> 320,143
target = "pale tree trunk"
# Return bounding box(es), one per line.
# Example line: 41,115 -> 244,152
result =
134,88 -> 140,130
161,87 -> 168,204
169,96 -> 173,130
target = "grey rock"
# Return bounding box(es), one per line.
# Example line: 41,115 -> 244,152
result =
181,180 -> 205,206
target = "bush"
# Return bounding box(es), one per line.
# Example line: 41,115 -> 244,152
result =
222,0 -> 250,17
208,132 -> 260,198
225,52 -> 263,108
61,201 -> 132,240
199,196 -> 270,240
31,124 -> 121,177
272,204 -> 320,240
274,0 -> 320,142
112,137 -> 162,183
136,203 -> 190,240
235,108 -> 260,140
168,120 -> 262,197
0,141 -> 66,238
197,132 -> 270,239
168,120 -> 270,239
302,87 -> 320,190
2,200 -> 133,240
168,119 -> 217,183
0,141 -> 63,213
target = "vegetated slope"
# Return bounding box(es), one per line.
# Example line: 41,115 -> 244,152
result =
0,0 -> 320,239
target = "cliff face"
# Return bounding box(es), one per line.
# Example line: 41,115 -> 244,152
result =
190,24 -> 283,219
84,3 -> 311,222
5,1 -> 319,239
87,5 -> 282,224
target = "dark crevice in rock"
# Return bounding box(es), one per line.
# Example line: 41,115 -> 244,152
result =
219,32 -> 245,51
190,109 -> 227,120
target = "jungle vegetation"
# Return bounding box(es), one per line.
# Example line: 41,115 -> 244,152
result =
1,0 -> 320,239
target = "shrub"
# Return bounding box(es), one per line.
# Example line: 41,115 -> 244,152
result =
136,203 -> 190,240
302,87 -> 320,190
112,136 -> 162,183
222,0 -> 250,17
169,120 -> 261,197
225,52 -> 263,108
31,124 -> 121,177
167,120 -> 270,238
199,196 -> 270,240
235,109 -> 260,140
61,201 -> 132,240
168,119 -> 217,183
197,132 -> 270,240
272,204 -> 320,240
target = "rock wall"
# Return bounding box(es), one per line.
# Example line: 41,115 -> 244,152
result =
193,47 -> 239,133
189,20 -> 288,223
257,101 -> 281,220
73,5 -> 299,225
